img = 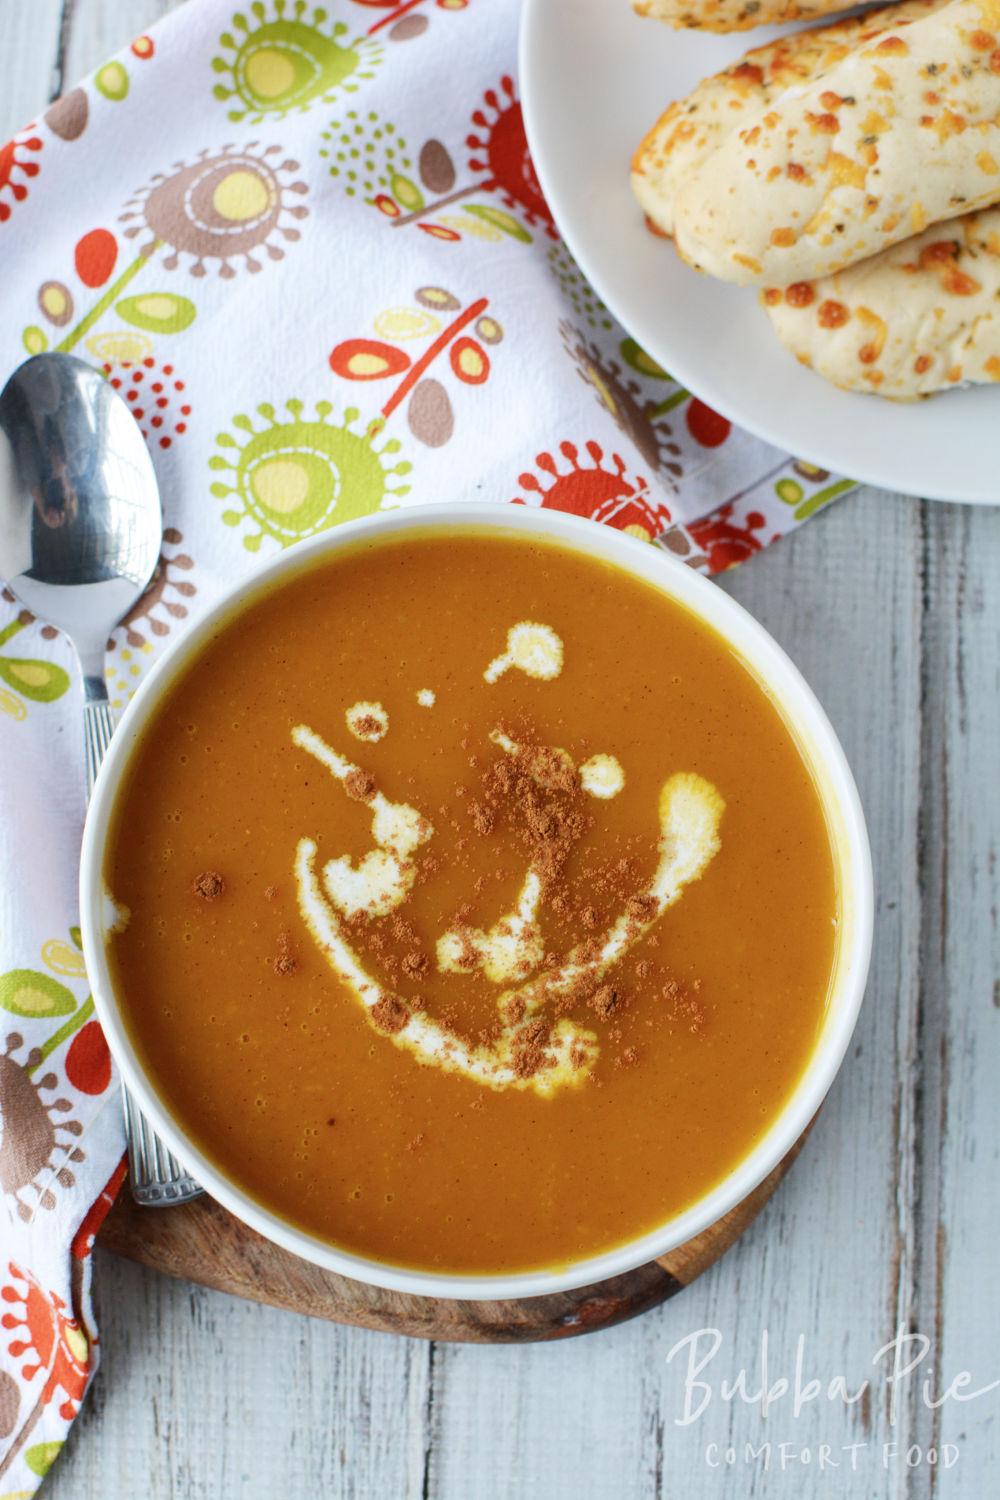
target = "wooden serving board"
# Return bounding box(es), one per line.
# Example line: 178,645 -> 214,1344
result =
96,1123 -> 813,1343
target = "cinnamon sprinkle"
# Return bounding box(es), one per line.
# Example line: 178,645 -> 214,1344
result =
588,985 -> 620,1020
510,1019 -> 553,1079
273,930 -> 298,976
315,716 -> 705,1076
344,768 -> 376,803
663,976 -> 708,1035
371,995 -> 409,1034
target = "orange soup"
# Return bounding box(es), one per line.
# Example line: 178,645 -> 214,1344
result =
104,530 -> 838,1274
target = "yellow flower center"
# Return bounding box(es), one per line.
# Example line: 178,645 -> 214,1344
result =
252,459 -> 310,514
213,169 -> 272,223
245,48 -> 296,101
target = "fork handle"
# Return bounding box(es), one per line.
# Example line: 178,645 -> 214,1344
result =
84,674 -> 203,1206
121,1086 -> 203,1205
84,681 -> 116,798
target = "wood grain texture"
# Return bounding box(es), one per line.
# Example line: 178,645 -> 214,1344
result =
94,1127 -> 813,1341
1,4 -> 996,1497
0,1 -> 64,133
97,1194 -> 688,1342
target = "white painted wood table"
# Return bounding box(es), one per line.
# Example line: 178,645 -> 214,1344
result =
3,3 -> 998,1496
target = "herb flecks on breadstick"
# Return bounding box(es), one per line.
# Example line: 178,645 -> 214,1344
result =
634,0 -> 864,35
672,0 -> 1000,287
631,0 -> 951,237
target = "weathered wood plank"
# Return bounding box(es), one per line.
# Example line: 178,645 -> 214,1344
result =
905,501 -> 1000,1499
0,1 -> 63,138
58,0 -> 178,86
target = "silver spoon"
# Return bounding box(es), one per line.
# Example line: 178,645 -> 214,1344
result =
0,352 -> 202,1207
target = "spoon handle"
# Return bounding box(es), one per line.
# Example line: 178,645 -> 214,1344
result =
84,680 -> 204,1206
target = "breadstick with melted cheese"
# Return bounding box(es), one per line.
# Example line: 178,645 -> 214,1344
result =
672,0 -> 1000,287
762,207 -> 1000,397
631,0 -> 951,237
634,0 -> 857,35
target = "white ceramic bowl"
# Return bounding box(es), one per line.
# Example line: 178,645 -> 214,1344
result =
80,503 -> 873,1300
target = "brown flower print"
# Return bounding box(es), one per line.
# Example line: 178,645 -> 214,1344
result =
120,142 -> 309,276
0,1034 -> 85,1223
560,322 -> 684,481
109,527 -> 196,650
44,90 -> 89,143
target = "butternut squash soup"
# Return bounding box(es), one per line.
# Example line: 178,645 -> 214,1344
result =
104,530 -> 839,1274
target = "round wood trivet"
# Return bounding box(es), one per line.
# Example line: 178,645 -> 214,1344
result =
97,1123 -> 813,1342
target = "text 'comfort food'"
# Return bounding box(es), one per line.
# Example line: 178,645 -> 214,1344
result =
105,533 -> 838,1275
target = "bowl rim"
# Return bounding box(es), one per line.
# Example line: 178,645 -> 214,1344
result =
80,502 -> 874,1300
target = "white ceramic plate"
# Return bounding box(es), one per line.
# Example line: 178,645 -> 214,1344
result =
520,0 -> 1000,504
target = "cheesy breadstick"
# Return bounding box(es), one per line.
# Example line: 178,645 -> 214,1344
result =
762,207 -> 1000,397
672,0 -> 1000,286
631,0 -> 951,237
634,0 -> 856,35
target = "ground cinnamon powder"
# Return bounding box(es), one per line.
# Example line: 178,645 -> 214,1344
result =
588,985 -> 620,1020
371,995 -> 409,1034
273,930 -> 298,976
510,1019 -> 553,1080
344,768 -> 376,803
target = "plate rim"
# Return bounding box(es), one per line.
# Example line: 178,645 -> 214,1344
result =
519,0 -> 1000,506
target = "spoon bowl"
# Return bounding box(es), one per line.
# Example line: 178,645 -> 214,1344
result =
0,353 -> 161,685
